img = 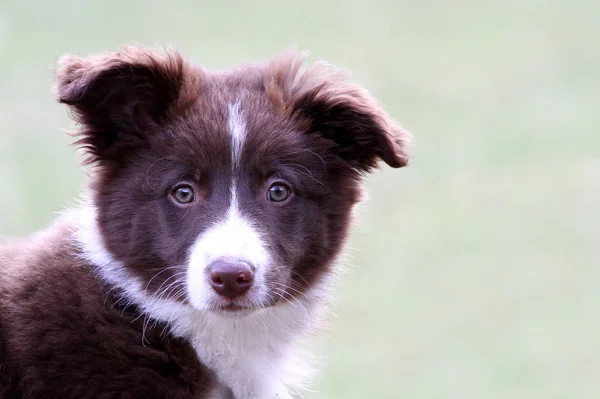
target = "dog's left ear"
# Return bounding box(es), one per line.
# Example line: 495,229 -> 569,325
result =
271,57 -> 410,172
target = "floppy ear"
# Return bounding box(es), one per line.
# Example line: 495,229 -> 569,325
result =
55,45 -> 192,163
270,55 -> 410,172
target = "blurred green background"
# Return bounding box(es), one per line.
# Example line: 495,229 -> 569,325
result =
1,1 -> 598,397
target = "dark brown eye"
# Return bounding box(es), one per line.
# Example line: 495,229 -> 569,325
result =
171,185 -> 195,204
267,183 -> 291,203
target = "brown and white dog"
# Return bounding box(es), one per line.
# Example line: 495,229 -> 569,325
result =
0,46 -> 409,398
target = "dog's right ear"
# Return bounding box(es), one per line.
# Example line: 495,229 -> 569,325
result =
55,46 -> 195,164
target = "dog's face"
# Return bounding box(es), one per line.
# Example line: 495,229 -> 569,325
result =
57,47 -> 409,315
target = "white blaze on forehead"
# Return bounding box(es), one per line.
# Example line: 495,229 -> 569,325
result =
228,100 -> 246,166
187,99 -> 270,309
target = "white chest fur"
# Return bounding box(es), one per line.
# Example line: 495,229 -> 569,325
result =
164,300 -> 319,399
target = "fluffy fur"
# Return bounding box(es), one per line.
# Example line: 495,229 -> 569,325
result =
0,46 -> 410,398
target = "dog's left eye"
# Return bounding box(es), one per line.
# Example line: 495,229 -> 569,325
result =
171,185 -> 195,204
267,183 -> 291,203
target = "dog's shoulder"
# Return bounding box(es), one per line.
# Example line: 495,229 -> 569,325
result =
0,216 -> 216,399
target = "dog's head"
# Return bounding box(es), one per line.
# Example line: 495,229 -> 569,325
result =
57,46 -> 409,315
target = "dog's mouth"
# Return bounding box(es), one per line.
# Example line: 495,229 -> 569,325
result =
217,303 -> 254,312
206,293 -> 280,316
207,301 -> 262,317
191,280 -> 291,316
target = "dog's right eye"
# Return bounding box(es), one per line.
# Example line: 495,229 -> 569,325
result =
171,185 -> 195,204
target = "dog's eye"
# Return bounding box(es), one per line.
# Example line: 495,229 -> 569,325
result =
267,183 -> 291,203
171,185 -> 195,204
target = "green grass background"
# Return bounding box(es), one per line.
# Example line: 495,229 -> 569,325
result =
0,1 -> 598,397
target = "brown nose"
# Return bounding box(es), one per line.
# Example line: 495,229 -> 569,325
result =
209,260 -> 254,299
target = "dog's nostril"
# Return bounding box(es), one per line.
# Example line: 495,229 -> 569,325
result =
208,260 -> 254,299
211,275 -> 224,285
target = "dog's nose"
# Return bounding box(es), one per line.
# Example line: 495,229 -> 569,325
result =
209,260 -> 254,298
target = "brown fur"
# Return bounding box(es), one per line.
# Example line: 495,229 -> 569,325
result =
0,219 -> 216,398
0,46 -> 409,398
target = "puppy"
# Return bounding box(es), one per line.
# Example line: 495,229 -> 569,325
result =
0,46 -> 410,398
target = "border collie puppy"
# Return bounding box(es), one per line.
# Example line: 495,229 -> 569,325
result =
0,46 -> 410,398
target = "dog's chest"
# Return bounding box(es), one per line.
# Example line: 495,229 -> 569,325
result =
171,312 -> 301,399
202,358 -> 293,399
207,380 -> 291,399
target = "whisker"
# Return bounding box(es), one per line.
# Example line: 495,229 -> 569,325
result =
270,281 -> 309,300
144,267 -> 182,293
144,156 -> 172,192
279,163 -> 325,186
148,272 -> 187,298
146,265 -> 185,272
154,280 -> 186,304
289,269 -> 312,289
299,149 -> 327,171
